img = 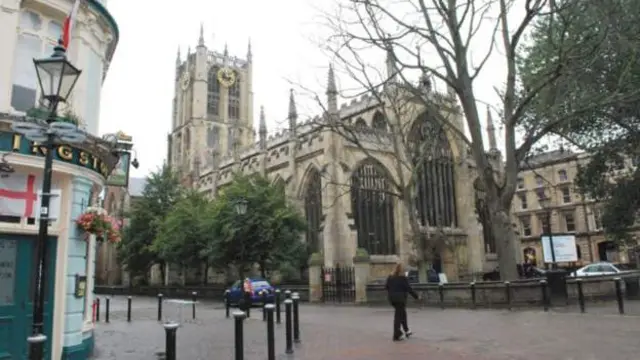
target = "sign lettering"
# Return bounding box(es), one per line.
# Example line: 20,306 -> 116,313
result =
1,132 -> 110,178
0,239 -> 17,305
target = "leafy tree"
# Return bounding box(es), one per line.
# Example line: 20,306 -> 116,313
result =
117,164 -> 182,281
206,174 -> 307,279
153,190 -> 212,284
311,0 -> 639,279
521,0 -> 640,243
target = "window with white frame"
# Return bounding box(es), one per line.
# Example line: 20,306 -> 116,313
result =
558,169 -> 568,182
535,175 -> 544,187
519,216 -> 532,236
563,211 -> 576,232
11,10 -> 63,112
518,193 -> 528,209
561,186 -> 571,203
592,208 -> 603,230
517,177 -> 525,189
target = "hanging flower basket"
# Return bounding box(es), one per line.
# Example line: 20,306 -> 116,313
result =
26,107 -> 81,126
75,207 -> 121,243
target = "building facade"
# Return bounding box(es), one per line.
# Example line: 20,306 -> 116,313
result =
168,30 -> 502,281
513,149 -> 639,267
0,0 -> 118,358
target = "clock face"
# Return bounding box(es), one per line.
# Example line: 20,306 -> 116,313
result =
217,67 -> 236,87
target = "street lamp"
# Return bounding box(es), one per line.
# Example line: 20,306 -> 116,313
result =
235,198 -> 248,215
539,196 -> 557,269
11,39 -> 84,360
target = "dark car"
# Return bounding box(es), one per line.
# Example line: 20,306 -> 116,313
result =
224,278 -> 275,306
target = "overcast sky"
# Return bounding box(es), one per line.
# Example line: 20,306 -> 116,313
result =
98,0 -> 524,179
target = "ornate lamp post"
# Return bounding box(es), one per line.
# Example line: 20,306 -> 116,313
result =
539,196 -> 557,269
11,39 -> 84,360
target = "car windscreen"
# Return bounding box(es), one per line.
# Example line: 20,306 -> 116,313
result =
252,281 -> 270,287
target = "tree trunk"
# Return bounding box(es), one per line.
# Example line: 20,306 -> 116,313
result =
202,261 -> 209,285
488,202 -> 519,280
260,262 -> 267,278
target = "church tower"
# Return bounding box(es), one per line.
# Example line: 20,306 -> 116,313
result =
168,25 -> 254,186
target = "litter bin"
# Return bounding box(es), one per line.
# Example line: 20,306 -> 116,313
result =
545,269 -> 568,301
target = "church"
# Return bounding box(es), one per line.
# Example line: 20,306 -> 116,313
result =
167,26 -> 501,281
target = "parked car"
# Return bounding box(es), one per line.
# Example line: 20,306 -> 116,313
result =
571,262 -> 622,277
224,278 -> 275,306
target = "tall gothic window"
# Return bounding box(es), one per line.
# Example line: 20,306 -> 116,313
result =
228,71 -> 241,119
304,169 -> 323,253
351,159 -> 396,255
411,113 -> 457,228
372,111 -> 387,131
207,66 -> 220,115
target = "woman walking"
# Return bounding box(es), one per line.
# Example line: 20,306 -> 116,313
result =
385,263 -> 419,341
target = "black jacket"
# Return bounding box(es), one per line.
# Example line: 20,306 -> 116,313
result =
385,274 -> 419,303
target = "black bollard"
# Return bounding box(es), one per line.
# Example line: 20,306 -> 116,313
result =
275,289 -> 281,324
614,277 -> 624,314
540,280 -> 549,312
96,297 -> 100,322
292,292 -> 301,344
438,284 -> 444,309
157,293 -> 164,322
504,281 -> 511,310
127,296 -> 132,322
163,322 -> 179,360
576,279 -> 585,313
233,311 -> 246,360
284,299 -> 294,354
285,289 -> 292,300
262,291 -> 267,322
265,304 -> 276,360
192,291 -> 197,320
105,297 -> 110,323
225,290 -> 231,318
470,282 -> 477,309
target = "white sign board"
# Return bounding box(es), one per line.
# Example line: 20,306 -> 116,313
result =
541,234 -> 577,263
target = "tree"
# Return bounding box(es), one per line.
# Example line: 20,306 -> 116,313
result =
308,0 -> 638,279
521,0 -> 640,243
117,164 -> 182,282
206,174 -> 307,279
153,190 -> 213,284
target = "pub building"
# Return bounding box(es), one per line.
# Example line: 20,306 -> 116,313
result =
0,0 -> 120,358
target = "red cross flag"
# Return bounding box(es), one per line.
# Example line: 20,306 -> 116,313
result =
0,174 -> 62,219
0,174 -> 38,217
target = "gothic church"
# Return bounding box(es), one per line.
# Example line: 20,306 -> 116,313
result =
167,26 -> 498,280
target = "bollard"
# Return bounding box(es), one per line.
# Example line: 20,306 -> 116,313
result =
470,282 -> 477,309
127,296 -> 132,322
504,281 -> 511,310
262,291 -> 267,322
233,311 -> 246,360
614,277 -> 624,314
284,299 -> 294,354
540,280 -> 549,312
225,290 -> 231,318
275,289 -> 281,324
163,322 -> 179,360
438,283 -> 444,309
285,289 -> 292,300
96,297 -> 101,322
576,279 -> 585,313
157,293 -> 164,322
192,291 -> 197,320
265,304 -> 276,360
105,297 -> 110,323
292,292 -> 301,344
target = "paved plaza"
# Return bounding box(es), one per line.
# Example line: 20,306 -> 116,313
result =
93,296 -> 640,360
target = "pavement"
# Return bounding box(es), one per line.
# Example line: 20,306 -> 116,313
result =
92,296 -> 640,360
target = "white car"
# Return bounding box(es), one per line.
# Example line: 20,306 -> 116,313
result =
572,262 -> 622,277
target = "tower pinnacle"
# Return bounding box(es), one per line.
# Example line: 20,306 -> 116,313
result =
486,105 -> 497,150
198,23 -> 205,47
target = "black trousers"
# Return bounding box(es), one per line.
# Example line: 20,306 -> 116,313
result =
242,292 -> 252,316
391,301 -> 408,338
